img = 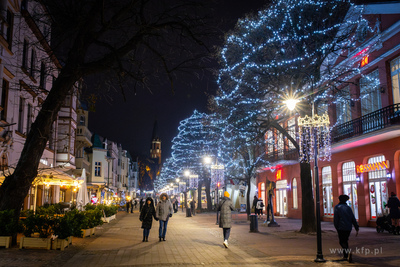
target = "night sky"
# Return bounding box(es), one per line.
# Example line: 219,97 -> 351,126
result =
88,0 -> 270,160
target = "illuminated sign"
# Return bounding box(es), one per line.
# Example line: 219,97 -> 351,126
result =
356,160 -> 389,174
276,169 -> 282,180
360,55 -> 369,67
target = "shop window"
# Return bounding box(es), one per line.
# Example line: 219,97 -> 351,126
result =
292,178 -> 298,209
261,182 -> 265,211
276,180 -> 287,216
322,166 -> 333,216
368,155 -> 388,219
342,161 -> 358,219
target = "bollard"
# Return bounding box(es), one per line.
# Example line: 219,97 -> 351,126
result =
249,214 -> 259,232
186,208 -> 192,217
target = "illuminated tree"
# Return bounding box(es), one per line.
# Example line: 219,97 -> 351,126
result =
215,0 -> 368,232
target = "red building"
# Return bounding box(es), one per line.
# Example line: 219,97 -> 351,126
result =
257,2 -> 400,227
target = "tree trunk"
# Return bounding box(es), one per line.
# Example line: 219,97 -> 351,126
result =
205,178 -> 212,211
197,179 -> 202,211
299,162 -> 317,233
0,66 -> 80,245
246,176 -> 251,220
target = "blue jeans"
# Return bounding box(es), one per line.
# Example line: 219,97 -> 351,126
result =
159,220 -> 169,238
223,228 -> 231,240
143,228 -> 150,238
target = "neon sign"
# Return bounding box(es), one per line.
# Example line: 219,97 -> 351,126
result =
360,55 -> 369,67
356,160 -> 389,174
276,169 -> 282,180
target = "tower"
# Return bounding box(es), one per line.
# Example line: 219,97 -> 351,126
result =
150,119 -> 162,164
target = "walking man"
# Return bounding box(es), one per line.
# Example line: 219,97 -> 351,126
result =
334,195 -> 359,262
156,193 -> 173,241
218,191 -> 234,248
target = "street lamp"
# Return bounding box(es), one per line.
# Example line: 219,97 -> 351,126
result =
286,98 -> 329,263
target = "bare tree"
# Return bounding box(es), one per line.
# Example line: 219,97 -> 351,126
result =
0,0 -> 216,243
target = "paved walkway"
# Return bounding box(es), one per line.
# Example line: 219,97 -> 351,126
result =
0,209 -> 399,266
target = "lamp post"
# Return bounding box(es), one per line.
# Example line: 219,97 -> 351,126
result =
285,99 -> 328,263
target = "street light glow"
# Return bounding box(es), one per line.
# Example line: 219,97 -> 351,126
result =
284,99 -> 299,111
184,170 -> 191,177
203,156 -> 212,165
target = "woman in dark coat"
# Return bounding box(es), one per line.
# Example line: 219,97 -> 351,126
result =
139,197 -> 158,242
387,192 -> 400,235
218,191 -> 234,248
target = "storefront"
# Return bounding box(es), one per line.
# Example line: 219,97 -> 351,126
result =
276,180 -> 287,216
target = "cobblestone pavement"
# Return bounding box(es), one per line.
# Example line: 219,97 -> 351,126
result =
1,209 -> 399,266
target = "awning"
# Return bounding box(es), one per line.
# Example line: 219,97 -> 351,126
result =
0,163 -> 83,187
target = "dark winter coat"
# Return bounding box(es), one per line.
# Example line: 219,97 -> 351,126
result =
387,196 -> 400,219
156,193 -> 173,221
140,198 -> 157,229
334,202 -> 359,232
218,196 -> 234,228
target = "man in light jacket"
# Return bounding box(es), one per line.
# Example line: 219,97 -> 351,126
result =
334,195 -> 359,261
156,193 -> 173,241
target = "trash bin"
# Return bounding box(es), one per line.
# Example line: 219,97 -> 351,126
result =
250,215 -> 258,232
186,208 -> 192,217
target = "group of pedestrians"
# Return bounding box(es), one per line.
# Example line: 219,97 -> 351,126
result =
139,193 -> 173,242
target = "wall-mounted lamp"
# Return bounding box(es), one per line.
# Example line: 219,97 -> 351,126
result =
286,184 -> 290,189
386,172 -> 392,179
356,176 -> 361,182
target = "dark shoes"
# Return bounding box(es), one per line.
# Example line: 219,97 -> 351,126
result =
145,237 -> 148,242
142,238 -> 145,242
159,237 -> 162,242
163,237 -> 166,241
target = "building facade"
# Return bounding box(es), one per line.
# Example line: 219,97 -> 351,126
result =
257,3 -> 400,227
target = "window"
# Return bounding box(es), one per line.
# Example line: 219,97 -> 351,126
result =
40,62 -> 46,89
336,86 -> 352,125
277,131 -> 284,156
18,97 -> 25,133
266,131 -> 274,155
79,115 -> 85,126
30,49 -> 36,78
292,178 -> 298,209
342,161 -> 358,219
322,166 -> 333,216
1,79 -> 9,121
95,162 -> 101,177
6,9 -> 13,49
360,70 -> 381,116
26,104 -> 32,134
288,118 -> 296,149
368,155 -> 388,219
22,39 -> 29,69
391,56 -> 400,104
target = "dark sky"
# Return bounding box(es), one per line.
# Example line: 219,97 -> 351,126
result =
88,0 -> 270,160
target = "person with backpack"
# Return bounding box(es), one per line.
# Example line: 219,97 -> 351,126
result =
256,198 -> 265,219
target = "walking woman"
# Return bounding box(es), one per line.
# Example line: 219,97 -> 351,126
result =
218,191 -> 235,248
139,197 -> 158,242
156,193 -> 173,241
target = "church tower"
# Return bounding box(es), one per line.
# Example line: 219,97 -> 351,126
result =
150,119 -> 162,164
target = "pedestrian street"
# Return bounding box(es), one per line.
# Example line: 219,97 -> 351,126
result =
57,211 -> 367,267
62,211 -> 276,266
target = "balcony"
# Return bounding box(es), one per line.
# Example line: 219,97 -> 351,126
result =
332,104 -> 400,144
265,148 -> 299,163
76,126 -> 92,147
